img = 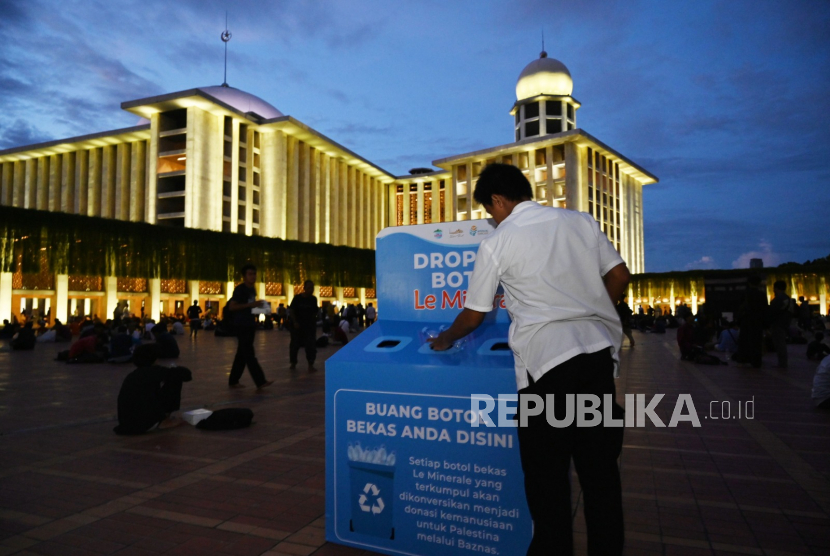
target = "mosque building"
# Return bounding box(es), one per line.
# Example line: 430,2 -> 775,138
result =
0,50 -> 660,324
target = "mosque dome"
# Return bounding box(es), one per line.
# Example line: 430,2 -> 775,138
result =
198,85 -> 284,119
515,52 -> 573,100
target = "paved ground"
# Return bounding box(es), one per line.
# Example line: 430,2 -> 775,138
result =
0,327 -> 828,556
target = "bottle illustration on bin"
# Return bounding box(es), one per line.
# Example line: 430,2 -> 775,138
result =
348,443 -> 396,540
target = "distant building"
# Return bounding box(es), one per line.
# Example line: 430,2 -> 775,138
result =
750,258 -> 764,269
0,51 -> 656,322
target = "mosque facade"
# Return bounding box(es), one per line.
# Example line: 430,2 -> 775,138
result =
0,52 -> 657,323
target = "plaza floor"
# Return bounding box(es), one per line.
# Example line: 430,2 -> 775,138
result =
0,327 -> 828,556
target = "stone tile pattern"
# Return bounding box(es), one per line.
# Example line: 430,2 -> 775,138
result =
0,327 -> 828,555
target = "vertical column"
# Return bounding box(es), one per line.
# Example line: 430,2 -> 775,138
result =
403,181 -> 411,226
257,281 -> 266,321
340,163 -> 349,245
102,145 -> 116,218
322,154 -> 331,244
76,150 -> 88,215
104,276 -> 118,321
336,287 -> 345,309
346,167 -> 355,246
297,142 -> 309,241
88,148 -> 102,216
48,154 -> 61,211
820,276 -> 827,317
225,281 -> 234,301
0,272 -> 12,322
36,157 -> 49,209
564,142 -> 582,212
150,278 -> 161,321
310,147 -> 320,243
431,181 -> 440,225
356,172 -> 365,247
24,159 -> 36,208
388,183 -> 397,227
1,163 -> 12,205
417,181 -> 425,225
330,159 -> 340,245
286,135 -> 299,240
359,288 -> 366,307
188,280 -> 200,309
70,298 -> 78,318
13,161 -> 24,207
61,152 -> 76,213
130,141 -> 146,222
55,274 -> 69,324
116,142 -> 131,221
146,114 -> 159,224
669,282 -> 675,314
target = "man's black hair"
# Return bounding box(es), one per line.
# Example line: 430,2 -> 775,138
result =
773,280 -> 787,291
132,344 -> 158,367
473,163 -> 533,207
240,263 -> 257,275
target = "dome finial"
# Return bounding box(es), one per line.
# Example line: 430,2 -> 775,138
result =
220,11 -> 232,87
540,29 -> 547,58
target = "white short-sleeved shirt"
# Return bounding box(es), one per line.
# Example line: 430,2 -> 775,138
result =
464,201 -> 624,390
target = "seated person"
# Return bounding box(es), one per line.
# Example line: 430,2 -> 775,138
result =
54,320 -> 72,342
0,319 -> 16,339
812,354 -> 830,409
68,332 -> 108,362
652,316 -> 667,334
108,326 -> 134,363
113,344 -> 192,434
332,315 -> 349,345
151,324 -> 180,359
171,320 -> 185,335
716,323 -> 740,353
10,322 -> 36,350
807,333 -> 830,361
676,318 -> 700,360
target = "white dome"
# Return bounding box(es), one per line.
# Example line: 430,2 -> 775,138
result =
198,86 -> 283,119
515,52 -> 573,100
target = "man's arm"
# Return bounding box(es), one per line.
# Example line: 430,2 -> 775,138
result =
427,308 -> 487,351
603,263 -> 631,304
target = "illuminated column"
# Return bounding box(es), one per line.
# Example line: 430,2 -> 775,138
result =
417,181 -> 425,225
147,114 -> 159,223
669,282 -> 675,313
322,154 -> 331,244
286,282 -> 295,306
298,142 -> 310,242
149,278 -> 161,321
0,272 -> 12,321
104,276 -> 118,321
0,163 -> 10,205
310,148 -> 320,243
336,287 -> 344,307
24,159 -> 36,208
83,298 -> 91,317
330,159 -> 340,245
55,274 -> 68,324
70,298 -> 78,317
821,276 -> 827,317
48,154 -> 61,211
101,146 -> 116,219
627,285 -> 634,309
359,288 -> 366,306
35,157 -> 48,209
77,150 -> 89,215
564,142 -> 582,212
403,181 -> 411,226
225,281 -> 234,301
116,143 -> 130,221
130,141 -> 146,222
13,161 -> 25,207
62,152 -> 75,213
388,183 -> 397,227
88,148 -> 102,216
188,280 -> 200,308
286,135 -> 299,240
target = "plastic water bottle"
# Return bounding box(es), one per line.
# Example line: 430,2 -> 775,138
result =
386,451 -> 396,466
347,442 -> 356,461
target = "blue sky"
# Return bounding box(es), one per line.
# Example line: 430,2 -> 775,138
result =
1,0 -> 828,272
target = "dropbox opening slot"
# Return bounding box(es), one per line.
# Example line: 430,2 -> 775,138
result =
377,340 -> 401,349
364,336 -> 412,353
477,338 -> 512,356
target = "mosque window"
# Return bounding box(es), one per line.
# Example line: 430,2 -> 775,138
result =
238,206 -> 245,220
238,186 -> 246,202
546,119 -> 561,134
502,155 -> 513,165
516,130 -> 520,141
515,112 -> 520,126
587,148 -> 593,168
223,201 -> 231,218
588,188 -> 593,200
424,191 -> 432,224
253,171 -> 260,186
567,104 -> 574,119
546,101 -> 562,116
223,181 -> 231,198
253,132 -> 260,149
223,116 -> 233,137
222,221 -> 231,232
567,122 -> 574,131
525,120 -> 540,137
253,190 -> 260,205
239,124 -> 248,144
157,196 -> 185,215
159,109 -> 187,132
238,224 -> 245,234
457,165 -> 467,182
238,167 -> 247,183
253,152 -> 260,168
472,162 -> 482,178
588,170 -> 593,186
224,141 -> 232,158
396,191 -> 404,226
588,201 -> 594,215
253,209 -> 260,224
518,152 -> 529,169
239,146 -> 247,162
524,102 -> 539,119
535,149 -> 546,166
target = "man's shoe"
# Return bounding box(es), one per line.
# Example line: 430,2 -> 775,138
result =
229,383 -> 246,389
289,363 -> 297,370
257,380 -> 274,390
308,366 -> 318,373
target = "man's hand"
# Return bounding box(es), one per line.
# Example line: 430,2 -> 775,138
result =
426,308 -> 486,351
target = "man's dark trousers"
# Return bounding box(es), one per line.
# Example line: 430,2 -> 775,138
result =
229,326 -> 267,386
289,326 -> 316,365
517,348 -> 624,556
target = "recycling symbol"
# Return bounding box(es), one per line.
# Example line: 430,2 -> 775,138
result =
358,483 -> 385,514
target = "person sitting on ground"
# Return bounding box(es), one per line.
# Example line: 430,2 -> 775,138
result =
67,331 -> 108,363
108,326 -> 134,363
652,315 -> 667,334
715,321 -> 740,354
113,344 -> 192,435
151,324 -> 180,359
10,322 -> 36,351
812,354 -> 830,410
0,319 -> 16,339
332,315 -> 349,345
171,319 -> 185,336
807,333 -> 830,361
677,317 -> 700,360
54,319 -> 72,342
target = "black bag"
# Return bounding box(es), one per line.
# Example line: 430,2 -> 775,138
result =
196,408 -> 254,430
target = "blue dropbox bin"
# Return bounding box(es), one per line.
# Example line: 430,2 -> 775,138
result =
326,221 -> 532,555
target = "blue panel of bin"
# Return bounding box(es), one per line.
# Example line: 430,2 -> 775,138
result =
325,221 -> 531,556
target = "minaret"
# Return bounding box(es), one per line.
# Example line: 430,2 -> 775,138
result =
511,50 -> 580,141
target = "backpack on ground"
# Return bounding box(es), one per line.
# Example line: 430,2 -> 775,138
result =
195,408 -> 254,430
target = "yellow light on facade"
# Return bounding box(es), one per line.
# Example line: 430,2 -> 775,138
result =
177,156 -> 186,161
810,296 -> 818,301
699,298 -> 706,303
662,298 -> 669,303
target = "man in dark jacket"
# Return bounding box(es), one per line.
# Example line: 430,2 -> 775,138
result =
113,344 -> 192,434
734,275 -> 768,368
768,280 -> 793,368
289,280 -> 319,373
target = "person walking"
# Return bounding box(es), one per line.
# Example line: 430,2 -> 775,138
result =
289,280 -> 319,373
187,301 -> 202,338
226,264 -> 273,390
365,302 -> 377,326
429,163 -> 628,555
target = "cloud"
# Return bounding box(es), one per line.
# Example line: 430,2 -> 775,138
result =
732,241 -> 781,269
0,119 -> 50,150
685,256 -> 717,270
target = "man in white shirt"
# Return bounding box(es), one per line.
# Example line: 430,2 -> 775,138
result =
430,163 -> 629,556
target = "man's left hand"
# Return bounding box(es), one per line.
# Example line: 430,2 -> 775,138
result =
427,333 -> 453,351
